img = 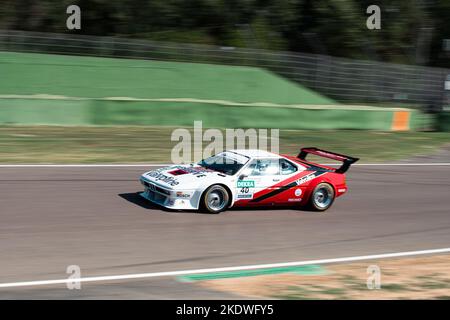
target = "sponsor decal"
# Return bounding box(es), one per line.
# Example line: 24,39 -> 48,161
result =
237,180 -> 255,188
295,173 -> 316,185
338,188 -> 347,193
294,188 -> 302,197
237,194 -> 253,199
237,184 -> 254,199
146,170 -> 179,186
315,150 -> 345,161
288,198 -> 302,202
176,191 -> 191,198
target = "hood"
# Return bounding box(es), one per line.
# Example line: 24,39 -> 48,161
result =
141,164 -> 227,189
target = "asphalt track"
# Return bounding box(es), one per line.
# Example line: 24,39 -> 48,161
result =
0,162 -> 449,298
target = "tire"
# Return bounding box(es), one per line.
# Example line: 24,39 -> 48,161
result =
200,185 -> 230,214
309,183 -> 335,212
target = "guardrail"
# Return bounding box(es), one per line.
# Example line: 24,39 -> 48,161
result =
0,30 -> 449,108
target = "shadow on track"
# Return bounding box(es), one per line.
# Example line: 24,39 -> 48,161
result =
118,192 -> 172,212
119,192 -> 314,214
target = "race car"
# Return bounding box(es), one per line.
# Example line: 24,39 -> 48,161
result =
139,147 -> 359,213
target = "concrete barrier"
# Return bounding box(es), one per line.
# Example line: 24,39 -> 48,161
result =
0,96 -> 426,130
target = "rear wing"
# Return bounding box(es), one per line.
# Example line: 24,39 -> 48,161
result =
297,147 -> 359,173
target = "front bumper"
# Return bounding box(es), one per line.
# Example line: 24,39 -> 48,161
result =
139,178 -> 199,210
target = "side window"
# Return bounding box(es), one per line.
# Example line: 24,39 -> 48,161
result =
249,159 -> 280,176
280,159 -> 298,175
240,160 -> 257,176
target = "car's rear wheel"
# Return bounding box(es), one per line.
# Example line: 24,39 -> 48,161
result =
201,185 -> 230,214
309,183 -> 335,212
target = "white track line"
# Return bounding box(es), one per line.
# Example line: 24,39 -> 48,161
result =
0,163 -> 449,168
1,247 -> 450,289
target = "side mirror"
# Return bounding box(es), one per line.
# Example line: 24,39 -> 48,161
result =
238,174 -> 247,180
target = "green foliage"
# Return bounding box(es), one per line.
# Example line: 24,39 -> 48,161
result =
0,0 -> 448,66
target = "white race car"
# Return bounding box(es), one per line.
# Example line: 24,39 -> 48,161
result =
139,148 -> 358,213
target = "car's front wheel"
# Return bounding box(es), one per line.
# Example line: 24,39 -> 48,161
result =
309,183 -> 335,212
201,185 -> 230,214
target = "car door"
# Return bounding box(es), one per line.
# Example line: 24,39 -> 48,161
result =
235,158 -> 281,204
275,158 -> 303,204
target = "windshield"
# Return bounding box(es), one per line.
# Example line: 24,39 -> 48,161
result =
198,152 -> 249,175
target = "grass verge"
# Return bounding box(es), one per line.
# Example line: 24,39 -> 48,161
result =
0,125 -> 449,163
197,254 -> 450,299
